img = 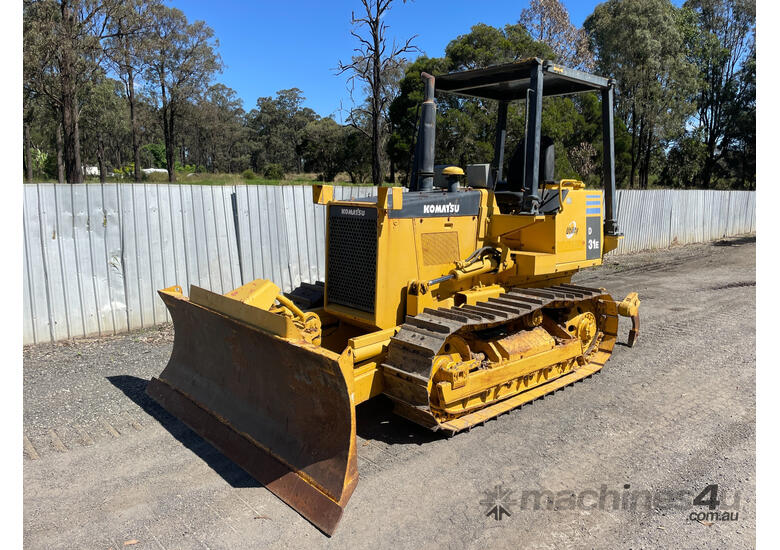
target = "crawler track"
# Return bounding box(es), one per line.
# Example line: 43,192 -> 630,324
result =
381,284 -> 619,433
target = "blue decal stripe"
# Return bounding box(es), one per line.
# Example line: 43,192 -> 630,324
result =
586,200 -> 601,205
586,207 -> 601,215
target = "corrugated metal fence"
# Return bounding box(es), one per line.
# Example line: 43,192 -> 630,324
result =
22,184 -> 755,344
613,189 -> 755,254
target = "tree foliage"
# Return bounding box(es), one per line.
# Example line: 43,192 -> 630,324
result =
681,0 -> 755,188
301,118 -> 349,182
519,0 -> 594,69
388,23 -> 624,187
22,0 -> 755,190
247,88 -> 319,174
585,0 -> 699,188
24,0 -> 128,182
105,0 -> 158,181
144,5 -> 221,182
79,73 -> 129,181
181,84 -> 249,174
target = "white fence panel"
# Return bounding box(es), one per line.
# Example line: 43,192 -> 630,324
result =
23,186 -> 52,342
84,184 -> 113,335
23,184 -> 755,344
195,185 -> 222,293
39,185 -> 74,340
281,185 -> 303,292
102,185 -> 128,334
156,185 -> 179,321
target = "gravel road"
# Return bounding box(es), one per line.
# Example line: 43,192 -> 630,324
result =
23,236 -> 756,550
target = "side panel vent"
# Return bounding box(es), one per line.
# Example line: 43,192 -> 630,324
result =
421,232 -> 460,266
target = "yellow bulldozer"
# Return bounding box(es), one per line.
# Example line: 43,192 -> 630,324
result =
146,58 -> 640,535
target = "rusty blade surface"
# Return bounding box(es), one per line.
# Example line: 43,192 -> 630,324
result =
147,290 -> 358,536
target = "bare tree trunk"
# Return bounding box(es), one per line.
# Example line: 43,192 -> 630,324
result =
60,1 -> 83,183
118,17 -> 142,183
338,0 -> 416,186
97,134 -> 107,183
641,127 -> 653,189
195,126 -> 201,172
128,68 -> 142,182
628,107 -> 637,190
227,142 -> 233,174
371,27 -> 381,186
702,134 -> 717,189
159,82 -> 177,183
61,82 -> 83,183
24,122 -> 33,182
166,109 -> 177,183
56,123 -> 65,183
637,121 -> 646,189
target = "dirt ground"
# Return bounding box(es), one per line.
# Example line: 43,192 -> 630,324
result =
23,236 -> 756,550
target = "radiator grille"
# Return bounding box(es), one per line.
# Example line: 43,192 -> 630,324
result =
421,232 -> 460,266
326,211 -> 377,313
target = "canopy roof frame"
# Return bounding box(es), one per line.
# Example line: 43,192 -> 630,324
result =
435,57 -> 614,101
429,58 -> 620,235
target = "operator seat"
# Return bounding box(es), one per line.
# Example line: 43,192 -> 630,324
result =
495,136 -> 558,212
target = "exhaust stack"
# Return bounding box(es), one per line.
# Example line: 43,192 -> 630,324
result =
416,72 -> 436,192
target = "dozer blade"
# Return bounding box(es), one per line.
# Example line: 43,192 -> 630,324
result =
146,286 -> 358,536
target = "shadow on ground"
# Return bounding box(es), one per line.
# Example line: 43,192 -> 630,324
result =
355,395 -> 443,446
108,375 -> 442,486
107,375 -> 260,488
714,235 -> 755,246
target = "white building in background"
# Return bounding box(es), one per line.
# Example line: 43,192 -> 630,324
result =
83,166 -> 171,178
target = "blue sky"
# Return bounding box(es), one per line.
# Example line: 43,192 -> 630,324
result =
167,1 -> 601,120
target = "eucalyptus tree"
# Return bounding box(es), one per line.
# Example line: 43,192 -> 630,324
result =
79,74 -> 128,181
144,5 -> 221,182
105,0 -> 159,181
182,84 -> 249,173
301,118 -> 349,182
585,0 -> 698,188
337,0 -> 418,185
23,0 -> 125,182
387,24 -> 553,185
247,88 -> 318,174
519,0 -> 594,69
683,0 -> 755,188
